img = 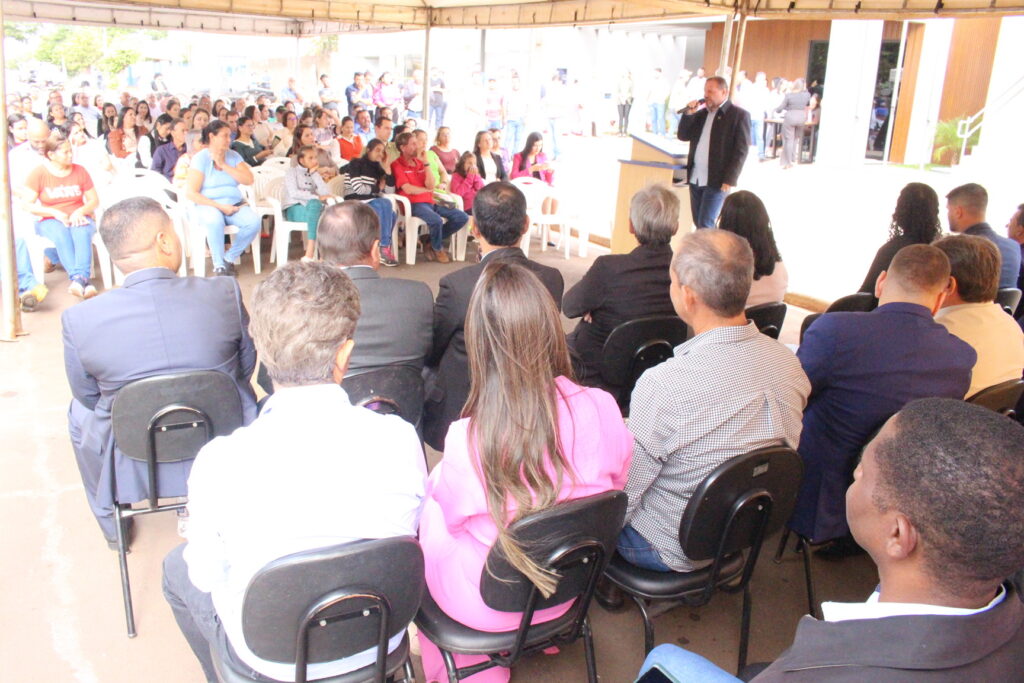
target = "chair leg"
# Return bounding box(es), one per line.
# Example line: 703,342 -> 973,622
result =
582,615 -> 598,683
114,505 -> 136,638
773,528 -> 791,564
737,584 -> 751,674
798,535 -> 819,618
402,656 -> 415,682
627,593 -> 655,655
440,648 -> 459,683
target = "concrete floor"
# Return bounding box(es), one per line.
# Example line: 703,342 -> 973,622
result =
0,227 -> 881,683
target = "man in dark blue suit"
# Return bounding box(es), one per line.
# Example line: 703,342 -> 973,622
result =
63,197 -> 257,547
947,183 -> 1021,289
790,244 -> 976,550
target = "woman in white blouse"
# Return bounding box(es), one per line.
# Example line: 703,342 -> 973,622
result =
472,130 -> 508,183
717,190 -> 789,308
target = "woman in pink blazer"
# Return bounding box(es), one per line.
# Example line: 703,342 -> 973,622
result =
510,131 -> 558,217
417,261 -> 633,682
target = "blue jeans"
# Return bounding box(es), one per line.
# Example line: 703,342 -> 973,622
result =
505,119 -> 524,154
16,238 -> 39,293
365,197 -> 396,247
36,217 -> 96,283
751,118 -> 765,159
617,525 -> 671,571
669,110 -> 681,138
429,103 -> 446,128
547,118 -> 562,158
406,109 -> 422,120
638,645 -> 742,682
194,204 -> 260,269
649,103 -> 665,136
689,184 -> 728,229
486,119 -> 503,131
410,202 -> 467,251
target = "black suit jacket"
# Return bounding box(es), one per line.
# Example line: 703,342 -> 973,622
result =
677,100 -> 751,188
564,243 -> 675,387
342,266 -> 434,375
476,152 -> 508,182
424,247 -> 564,450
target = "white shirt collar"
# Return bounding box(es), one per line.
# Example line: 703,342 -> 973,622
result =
822,585 -> 1006,622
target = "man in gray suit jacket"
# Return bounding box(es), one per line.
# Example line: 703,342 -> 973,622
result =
317,201 -> 433,376
62,198 -> 257,547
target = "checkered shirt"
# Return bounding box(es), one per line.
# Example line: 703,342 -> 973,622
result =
624,321 -> 811,571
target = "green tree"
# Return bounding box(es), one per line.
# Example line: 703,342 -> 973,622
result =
4,22 -> 39,42
98,47 -> 141,77
34,27 -> 104,76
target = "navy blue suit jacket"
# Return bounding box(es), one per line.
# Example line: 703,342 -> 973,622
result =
965,222 -> 1021,290
789,302 -> 976,542
62,268 -> 258,517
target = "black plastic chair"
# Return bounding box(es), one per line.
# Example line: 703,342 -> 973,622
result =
602,446 -> 803,673
343,365 -> 425,431
415,491 -> 628,682
210,537 -> 424,683
996,287 -> 1022,317
967,378 -> 1024,419
799,293 -> 879,343
745,302 -> 787,340
600,316 -> 692,415
110,370 -> 244,637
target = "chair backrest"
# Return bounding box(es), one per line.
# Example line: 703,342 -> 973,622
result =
745,302 -> 787,340
826,292 -> 878,313
678,445 -> 802,601
967,378 -> 1024,418
111,371 -> 243,505
343,365 -> 425,430
264,175 -> 287,205
242,537 -> 424,682
600,315 -> 692,393
262,156 -> 292,170
996,288 -> 1022,317
327,175 -> 346,196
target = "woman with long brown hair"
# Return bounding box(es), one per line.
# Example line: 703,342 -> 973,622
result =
417,261 -> 633,683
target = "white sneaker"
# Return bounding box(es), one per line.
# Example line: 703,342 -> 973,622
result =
176,508 -> 190,538
68,281 -> 85,298
83,284 -> 98,299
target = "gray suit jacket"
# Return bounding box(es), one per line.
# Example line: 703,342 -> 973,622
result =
62,267 -> 258,514
342,266 -> 434,375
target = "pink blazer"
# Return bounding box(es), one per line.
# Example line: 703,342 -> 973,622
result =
449,172 -> 484,211
509,152 -> 554,185
418,376 -> 632,631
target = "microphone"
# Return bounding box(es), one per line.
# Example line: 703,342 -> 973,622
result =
677,99 -> 705,115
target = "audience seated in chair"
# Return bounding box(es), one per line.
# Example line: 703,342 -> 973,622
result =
424,181 -> 564,451
1007,203 -> 1024,320
790,244 -> 976,552
946,182 -> 1021,290
162,261 -> 426,683
564,184 -> 679,388
317,201 -> 433,376
858,182 -> 943,294
62,197 -> 258,549
638,398 -> 1024,681
619,230 -> 810,572
717,190 -> 788,308
933,235 -> 1024,398
417,261 -> 632,683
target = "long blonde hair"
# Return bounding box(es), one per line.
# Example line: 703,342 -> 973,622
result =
463,261 -> 575,597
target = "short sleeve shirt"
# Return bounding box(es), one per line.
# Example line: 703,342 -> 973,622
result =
192,148 -> 245,205
25,163 -> 94,216
391,156 -> 432,204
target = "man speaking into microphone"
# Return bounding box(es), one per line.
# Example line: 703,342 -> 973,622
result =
677,76 -> 751,229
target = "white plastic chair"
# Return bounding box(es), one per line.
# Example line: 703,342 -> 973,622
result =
329,175 -> 404,263
434,191 -> 469,262
99,183 -> 191,283
260,156 -> 291,171
182,193 -> 263,277
383,193 -> 432,266
262,176 -> 310,267
509,177 -> 582,259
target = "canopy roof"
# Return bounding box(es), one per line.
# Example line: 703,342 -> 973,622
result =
4,0 -> 1022,36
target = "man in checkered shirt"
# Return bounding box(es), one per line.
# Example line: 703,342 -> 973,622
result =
619,229 -> 811,572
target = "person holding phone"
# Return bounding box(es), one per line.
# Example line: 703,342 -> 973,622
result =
185,120 -> 260,276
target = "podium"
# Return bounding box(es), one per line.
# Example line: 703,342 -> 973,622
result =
612,134 -> 692,254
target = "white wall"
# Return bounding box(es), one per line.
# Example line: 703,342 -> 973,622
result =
901,19 -> 954,167
815,20 -> 883,166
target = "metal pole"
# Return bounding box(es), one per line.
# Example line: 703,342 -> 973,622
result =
718,14 -> 734,78
480,29 -> 487,78
883,20 -> 909,164
0,0 -> 25,341
423,16 -> 431,128
730,8 -> 749,97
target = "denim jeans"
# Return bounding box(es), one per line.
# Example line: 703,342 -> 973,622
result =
36,217 -> 95,283
284,198 -> 324,240
163,544 -> 223,682
638,645 -> 742,682
365,197 -> 396,247
649,103 -> 665,136
617,103 -> 633,135
428,103 -> 446,129
750,118 -> 765,159
15,238 -> 39,293
669,110 -> 682,139
193,204 -> 261,268
617,525 -> 671,571
688,184 -> 728,229
410,202 -> 468,251
505,119 -> 525,154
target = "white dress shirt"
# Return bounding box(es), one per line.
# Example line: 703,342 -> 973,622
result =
935,301 -> 1024,398
184,383 -> 426,681
823,586 -> 1005,622
690,109 -> 717,188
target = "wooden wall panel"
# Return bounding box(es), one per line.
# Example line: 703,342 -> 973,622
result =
938,17 -> 1001,122
888,22 -> 924,164
703,20 -> 832,80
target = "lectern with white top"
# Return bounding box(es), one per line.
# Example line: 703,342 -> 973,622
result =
612,134 -> 692,254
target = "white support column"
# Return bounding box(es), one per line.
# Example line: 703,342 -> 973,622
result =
969,17 -> 1024,176
901,19 -> 954,167
815,20 -> 883,167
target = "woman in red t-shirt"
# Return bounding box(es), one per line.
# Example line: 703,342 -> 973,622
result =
24,134 -> 100,299
336,116 -> 363,162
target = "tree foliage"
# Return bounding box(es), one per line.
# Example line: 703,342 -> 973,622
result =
30,26 -> 156,78
4,22 -> 39,42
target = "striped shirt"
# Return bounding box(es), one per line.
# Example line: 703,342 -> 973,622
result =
624,321 -> 810,571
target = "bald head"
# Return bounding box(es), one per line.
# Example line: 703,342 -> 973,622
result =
100,197 -> 182,274
26,118 -> 52,155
